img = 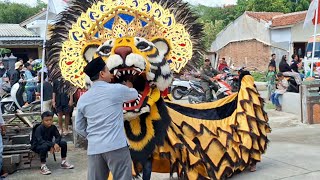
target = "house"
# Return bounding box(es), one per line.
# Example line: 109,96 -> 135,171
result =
20,10 -> 57,39
270,11 -> 310,59
0,24 -> 43,61
0,7 -> 63,62
211,11 -> 318,71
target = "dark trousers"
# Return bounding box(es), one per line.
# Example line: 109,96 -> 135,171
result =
87,147 -> 132,180
34,141 -> 67,163
201,81 -> 219,102
142,158 -> 152,180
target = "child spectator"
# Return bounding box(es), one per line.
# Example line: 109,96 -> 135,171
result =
306,63 -> 318,79
271,73 -> 289,111
266,65 -> 276,101
36,72 -> 53,112
31,111 -> 74,175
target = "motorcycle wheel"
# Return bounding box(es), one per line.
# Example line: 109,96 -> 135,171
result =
29,103 -> 42,122
1,102 -> 17,114
172,86 -> 187,100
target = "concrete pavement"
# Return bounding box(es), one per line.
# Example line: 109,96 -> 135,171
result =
6,110 -> 320,180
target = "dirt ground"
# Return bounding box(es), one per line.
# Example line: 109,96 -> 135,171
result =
5,108 -> 307,180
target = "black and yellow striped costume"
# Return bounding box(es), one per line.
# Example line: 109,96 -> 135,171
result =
125,73 -> 271,179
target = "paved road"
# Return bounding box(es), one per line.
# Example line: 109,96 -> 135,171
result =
8,109 -> 320,180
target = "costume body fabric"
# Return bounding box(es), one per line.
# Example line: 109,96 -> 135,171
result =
46,0 -> 271,179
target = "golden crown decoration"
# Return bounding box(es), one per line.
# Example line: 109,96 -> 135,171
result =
58,0 -> 193,88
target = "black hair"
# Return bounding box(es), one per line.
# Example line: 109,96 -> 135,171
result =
90,72 -> 100,81
271,53 -> 276,57
291,54 -> 298,59
24,62 -> 31,67
41,111 -> 54,120
277,72 -> 284,77
89,66 -> 106,81
280,55 -> 287,63
222,57 -> 226,60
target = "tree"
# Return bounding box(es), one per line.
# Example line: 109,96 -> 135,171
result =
200,20 -> 224,49
193,0 -> 311,50
236,0 -> 291,14
193,5 -> 238,50
0,1 -> 46,24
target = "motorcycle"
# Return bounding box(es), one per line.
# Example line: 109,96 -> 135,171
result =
1,82 -> 41,118
222,67 -> 242,92
180,75 -> 233,104
213,74 -> 233,98
171,78 -> 191,100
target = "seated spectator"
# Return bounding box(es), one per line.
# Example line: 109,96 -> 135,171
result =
218,58 -> 229,71
36,72 -> 53,112
271,73 -> 288,111
290,54 -> 304,79
279,55 -> 302,85
31,111 -> 74,175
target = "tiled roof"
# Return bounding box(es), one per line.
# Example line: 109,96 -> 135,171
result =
271,11 -> 307,27
20,9 -> 47,27
0,24 -> 39,37
246,11 -> 284,22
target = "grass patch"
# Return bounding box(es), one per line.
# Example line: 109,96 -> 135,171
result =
251,71 -> 267,82
265,101 -> 275,110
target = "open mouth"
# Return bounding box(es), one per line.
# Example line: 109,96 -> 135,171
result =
111,67 -> 150,112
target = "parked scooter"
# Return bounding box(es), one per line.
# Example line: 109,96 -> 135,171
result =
186,80 -> 216,104
181,76 -> 232,104
1,82 -> 40,115
171,78 -> 191,100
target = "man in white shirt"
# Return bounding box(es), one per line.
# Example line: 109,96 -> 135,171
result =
76,57 -> 138,180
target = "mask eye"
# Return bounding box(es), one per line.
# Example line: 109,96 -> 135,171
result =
98,46 -> 112,56
137,42 -> 151,51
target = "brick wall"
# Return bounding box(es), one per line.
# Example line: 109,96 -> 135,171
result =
217,40 -> 271,71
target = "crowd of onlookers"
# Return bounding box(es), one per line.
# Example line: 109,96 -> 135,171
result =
266,53 -> 319,111
0,57 -> 75,136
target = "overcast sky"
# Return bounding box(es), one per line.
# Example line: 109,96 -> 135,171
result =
4,0 -> 237,7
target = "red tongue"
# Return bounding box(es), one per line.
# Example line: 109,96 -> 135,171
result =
123,84 -> 150,111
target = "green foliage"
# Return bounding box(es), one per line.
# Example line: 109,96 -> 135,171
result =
0,0 -> 46,24
194,0 -> 311,50
193,5 -> 238,50
251,71 -> 267,82
237,0 -> 291,13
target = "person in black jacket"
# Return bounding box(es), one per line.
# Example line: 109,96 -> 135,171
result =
10,62 -> 23,86
279,55 -> 302,85
31,111 -> 74,175
290,54 -> 299,73
269,54 -> 277,71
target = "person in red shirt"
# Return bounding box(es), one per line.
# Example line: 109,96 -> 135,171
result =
218,58 -> 229,71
